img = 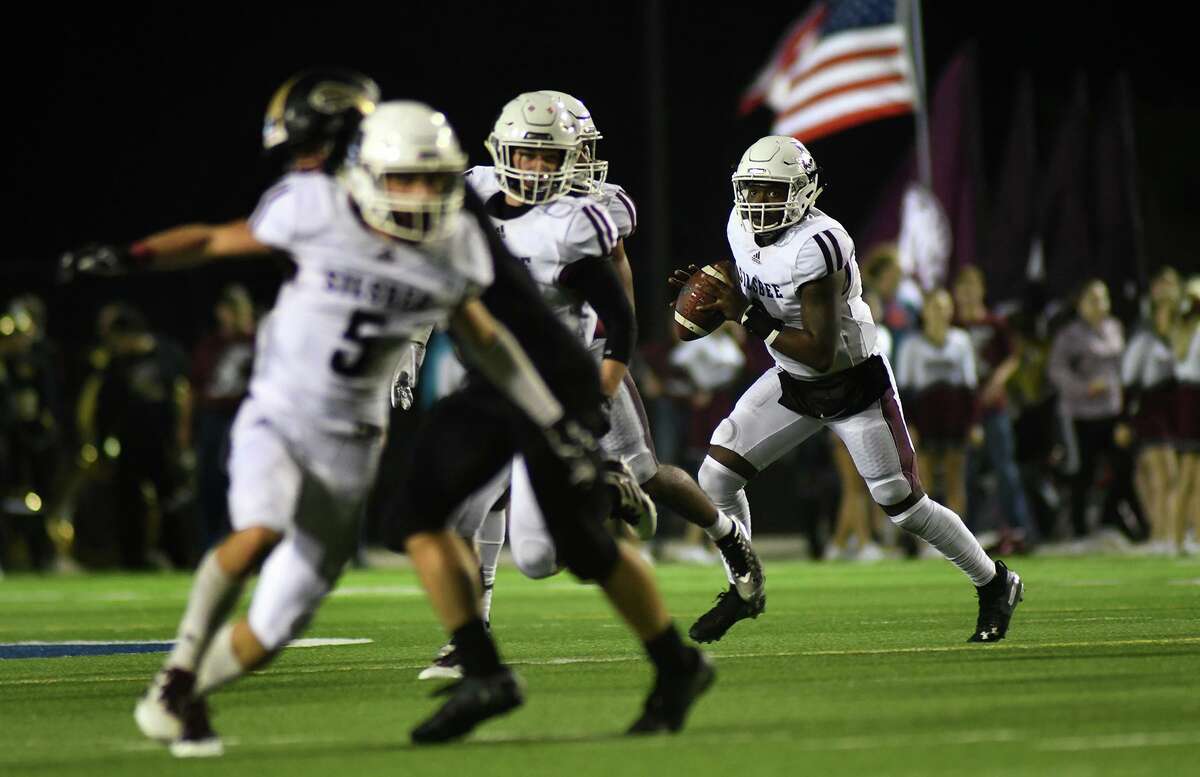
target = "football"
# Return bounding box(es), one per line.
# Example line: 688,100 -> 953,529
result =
673,263 -> 733,341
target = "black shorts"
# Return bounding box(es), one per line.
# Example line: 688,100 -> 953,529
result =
382,381 -> 619,581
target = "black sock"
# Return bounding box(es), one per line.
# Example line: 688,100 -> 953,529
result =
452,618 -> 502,677
644,623 -> 690,675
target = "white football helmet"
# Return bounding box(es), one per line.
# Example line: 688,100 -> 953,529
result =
340,101 -> 468,243
732,135 -> 823,234
486,92 -> 582,204
538,90 -> 608,194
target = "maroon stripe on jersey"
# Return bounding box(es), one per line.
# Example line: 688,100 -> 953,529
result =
823,230 -> 845,270
615,190 -> 637,235
623,372 -> 659,467
812,231 -> 835,276
593,203 -> 617,248
581,205 -> 612,257
879,386 -> 921,495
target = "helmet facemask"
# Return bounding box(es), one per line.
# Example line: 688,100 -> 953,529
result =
570,133 -> 609,195
350,168 -> 464,243
732,169 -> 822,235
487,136 -> 581,204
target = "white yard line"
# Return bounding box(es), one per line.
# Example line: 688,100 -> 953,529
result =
97,728 -> 1200,755
5,635 -> 1197,687
1036,731 -> 1200,751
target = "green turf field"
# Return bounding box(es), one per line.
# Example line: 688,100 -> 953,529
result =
1,555 -> 1198,776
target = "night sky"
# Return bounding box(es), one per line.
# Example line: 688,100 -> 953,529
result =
9,1 -> 1198,350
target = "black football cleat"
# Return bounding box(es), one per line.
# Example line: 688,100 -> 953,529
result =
968,560 -> 1024,643
410,668 -> 524,744
627,648 -> 716,735
714,520 -> 765,605
688,584 -> 765,644
168,695 -> 223,758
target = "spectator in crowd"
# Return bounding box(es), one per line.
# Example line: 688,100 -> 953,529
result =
1048,279 -> 1148,542
953,266 -> 1038,553
1006,309 -> 1066,540
77,303 -> 195,569
0,295 -> 62,570
1122,267 -> 1182,554
1172,276 -> 1200,553
861,246 -> 919,355
896,288 -> 978,521
190,285 -> 256,550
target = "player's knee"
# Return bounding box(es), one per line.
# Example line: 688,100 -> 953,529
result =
247,603 -> 313,653
512,538 -> 558,580
698,455 -> 744,501
867,474 -> 914,509
218,527 -> 281,576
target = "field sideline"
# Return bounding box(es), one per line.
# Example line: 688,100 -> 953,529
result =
2,556 -> 1198,776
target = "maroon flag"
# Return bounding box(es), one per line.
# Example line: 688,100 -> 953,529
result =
857,45 -> 984,288
984,73 -> 1038,304
1038,75 -> 1093,300
1092,73 -> 1146,322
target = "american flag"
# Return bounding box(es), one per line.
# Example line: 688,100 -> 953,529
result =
740,0 -> 917,143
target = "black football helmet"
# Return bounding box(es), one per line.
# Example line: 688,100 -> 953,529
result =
261,67 -> 380,165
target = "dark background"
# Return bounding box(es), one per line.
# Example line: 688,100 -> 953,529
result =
7,1 -> 1198,350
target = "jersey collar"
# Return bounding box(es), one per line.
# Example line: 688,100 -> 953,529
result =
485,192 -> 535,220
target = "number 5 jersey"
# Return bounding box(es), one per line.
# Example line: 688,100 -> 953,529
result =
247,171 -> 493,434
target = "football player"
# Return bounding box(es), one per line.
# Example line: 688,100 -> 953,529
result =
392,92 -> 715,737
542,91 -> 765,613
413,93 -> 762,683
59,100 -> 608,755
671,136 -> 1024,644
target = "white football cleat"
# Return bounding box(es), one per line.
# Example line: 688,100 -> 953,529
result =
134,668 -> 192,742
417,642 -> 464,681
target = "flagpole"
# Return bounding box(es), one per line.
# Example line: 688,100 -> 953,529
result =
907,0 -> 933,188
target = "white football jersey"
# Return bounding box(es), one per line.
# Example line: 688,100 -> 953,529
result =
248,171 -> 493,433
894,329 -> 978,392
594,182 -> 637,239
465,165 -> 617,343
725,207 -> 877,379
465,165 -> 635,239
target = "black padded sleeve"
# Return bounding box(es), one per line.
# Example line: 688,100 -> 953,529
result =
558,255 -> 637,365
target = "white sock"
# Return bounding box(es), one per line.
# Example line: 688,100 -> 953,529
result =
892,496 -> 996,586
703,512 -> 735,541
167,550 -> 243,671
699,457 -> 754,586
476,508 -> 506,626
194,623 -> 246,696
698,457 -> 752,538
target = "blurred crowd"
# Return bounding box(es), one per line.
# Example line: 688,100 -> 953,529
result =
3,257 -> 1199,574
0,285 -> 256,573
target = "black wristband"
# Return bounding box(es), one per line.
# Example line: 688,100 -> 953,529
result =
740,304 -> 783,344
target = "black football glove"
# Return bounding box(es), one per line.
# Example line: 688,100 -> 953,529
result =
58,243 -> 133,283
